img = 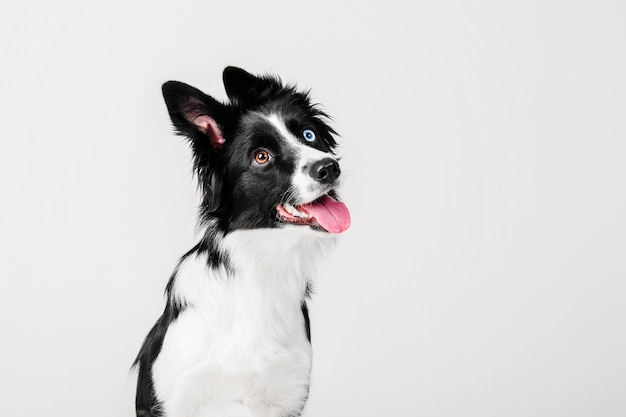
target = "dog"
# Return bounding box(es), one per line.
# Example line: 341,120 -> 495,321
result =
133,66 -> 351,417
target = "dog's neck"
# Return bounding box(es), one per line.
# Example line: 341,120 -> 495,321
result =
219,227 -> 335,283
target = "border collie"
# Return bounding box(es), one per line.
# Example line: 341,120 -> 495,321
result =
133,67 -> 350,417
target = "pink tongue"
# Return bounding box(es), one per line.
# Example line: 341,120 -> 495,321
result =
301,196 -> 351,233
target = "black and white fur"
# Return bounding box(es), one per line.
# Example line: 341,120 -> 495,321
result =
133,67 -> 349,417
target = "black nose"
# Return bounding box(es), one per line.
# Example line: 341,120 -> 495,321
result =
309,158 -> 341,184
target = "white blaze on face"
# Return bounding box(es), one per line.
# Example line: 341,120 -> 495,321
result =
265,113 -> 337,204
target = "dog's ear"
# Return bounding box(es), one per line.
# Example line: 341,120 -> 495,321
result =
223,66 -> 280,107
162,81 -> 227,150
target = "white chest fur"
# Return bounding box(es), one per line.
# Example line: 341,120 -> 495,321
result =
152,228 -> 334,417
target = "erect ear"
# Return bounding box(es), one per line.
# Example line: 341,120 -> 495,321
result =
222,66 -> 279,107
162,81 -> 226,150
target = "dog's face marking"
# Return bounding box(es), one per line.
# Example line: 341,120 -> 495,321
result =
263,113 -> 339,204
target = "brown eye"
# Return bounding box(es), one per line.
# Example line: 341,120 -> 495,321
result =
254,150 -> 271,165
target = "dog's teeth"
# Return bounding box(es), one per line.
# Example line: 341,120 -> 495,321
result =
284,203 -> 299,216
284,203 -> 311,219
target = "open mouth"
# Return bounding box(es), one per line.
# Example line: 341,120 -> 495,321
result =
277,195 -> 351,234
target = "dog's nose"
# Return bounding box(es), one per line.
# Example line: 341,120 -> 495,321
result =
309,158 -> 341,184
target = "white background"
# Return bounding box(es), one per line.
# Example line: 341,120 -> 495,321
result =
1,1 -> 625,416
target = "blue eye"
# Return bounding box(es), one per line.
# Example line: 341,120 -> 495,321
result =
303,129 -> 316,142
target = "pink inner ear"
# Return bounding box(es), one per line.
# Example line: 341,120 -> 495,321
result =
191,115 -> 225,150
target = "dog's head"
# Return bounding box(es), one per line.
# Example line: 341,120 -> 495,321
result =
162,66 -> 350,235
